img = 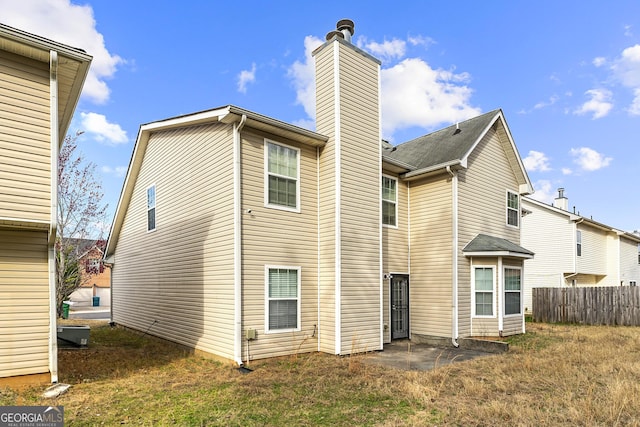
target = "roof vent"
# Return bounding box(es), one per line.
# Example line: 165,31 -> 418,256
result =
326,19 -> 355,43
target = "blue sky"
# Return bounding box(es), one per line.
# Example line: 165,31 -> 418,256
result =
2,1 -> 639,233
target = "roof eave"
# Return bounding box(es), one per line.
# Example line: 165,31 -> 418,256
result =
463,250 -> 535,259
401,159 -> 464,181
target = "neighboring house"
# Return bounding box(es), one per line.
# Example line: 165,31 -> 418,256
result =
68,240 -> 111,307
0,24 -> 91,386
105,20 -> 533,366
521,189 -> 640,313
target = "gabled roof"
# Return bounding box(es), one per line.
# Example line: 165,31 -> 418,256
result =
0,23 -> 92,146
383,109 -> 533,193
105,105 -> 328,258
463,234 -> 534,259
523,196 -> 640,242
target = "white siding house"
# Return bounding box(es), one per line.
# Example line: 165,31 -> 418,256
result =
521,190 -> 640,313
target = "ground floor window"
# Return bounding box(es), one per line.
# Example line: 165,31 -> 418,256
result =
504,267 -> 522,315
474,267 -> 494,316
266,266 -> 300,331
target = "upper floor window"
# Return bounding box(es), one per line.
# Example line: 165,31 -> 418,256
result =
382,175 -> 397,227
504,268 -> 522,315
147,185 -> 156,231
576,230 -> 582,257
506,191 -> 519,227
265,141 -> 299,211
474,267 -> 494,317
266,266 -> 300,332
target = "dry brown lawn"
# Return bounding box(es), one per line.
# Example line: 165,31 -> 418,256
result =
1,320 -> 640,426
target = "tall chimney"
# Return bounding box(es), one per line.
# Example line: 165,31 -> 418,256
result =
553,187 -> 568,211
314,20 -> 382,356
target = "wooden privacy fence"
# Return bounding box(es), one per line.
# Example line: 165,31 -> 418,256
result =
532,287 -> 640,325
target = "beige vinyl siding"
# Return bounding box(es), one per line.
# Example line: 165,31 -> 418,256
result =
382,170 -> 408,343
0,229 -> 49,378
520,200 -> 576,312
111,123 -> 236,360
620,237 -> 640,285
239,130 -> 319,360
409,175 -> 453,338
315,43 -> 337,354
457,126 -> 523,337
336,45 -> 381,354
0,50 -> 51,222
576,225 -> 608,276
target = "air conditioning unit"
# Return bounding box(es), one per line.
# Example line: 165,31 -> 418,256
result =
57,325 -> 90,347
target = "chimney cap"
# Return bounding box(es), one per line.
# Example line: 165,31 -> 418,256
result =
336,19 -> 355,36
325,30 -> 344,41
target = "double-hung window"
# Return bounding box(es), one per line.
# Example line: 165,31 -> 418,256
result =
382,175 -> 397,227
147,185 -> 156,231
266,266 -> 300,332
474,267 -> 494,316
504,268 -> 522,315
266,141 -> 299,211
576,230 -> 582,257
506,191 -> 519,227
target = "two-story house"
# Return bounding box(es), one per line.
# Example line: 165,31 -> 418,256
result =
0,24 -> 91,387
105,20 -> 533,365
68,239 -> 111,307
521,189 -> 640,313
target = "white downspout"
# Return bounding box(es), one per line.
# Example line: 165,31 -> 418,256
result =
48,50 -> 59,383
447,166 -> 459,347
498,256 -> 503,336
317,146 -> 321,351
233,114 -> 247,366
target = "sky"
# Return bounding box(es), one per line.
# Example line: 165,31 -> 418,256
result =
2,1 -> 639,234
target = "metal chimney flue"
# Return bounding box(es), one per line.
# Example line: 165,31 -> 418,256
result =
327,19 -> 355,43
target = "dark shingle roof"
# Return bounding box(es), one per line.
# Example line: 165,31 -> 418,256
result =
383,109 -> 501,170
463,234 -> 534,258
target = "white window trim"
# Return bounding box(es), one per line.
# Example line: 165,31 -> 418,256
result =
147,184 -> 156,232
576,230 -> 582,257
506,190 -> 520,229
264,265 -> 301,334
472,265 -> 496,318
503,266 -> 522,317
264,139 -> 301,213
382,174 -> 398,229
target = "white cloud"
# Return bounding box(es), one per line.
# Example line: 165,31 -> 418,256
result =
287,35 -> 323,122
237,63 -> 257,94
0,0 -> 124,104
529,180 -> 556,204
523,150 -> 551,172
592,57 -> 606,67
569,147 -> 612,171
574,89 -> 613,119
380,58 -> 480,138
358,37 -> 406,62
629,88 -> 640,115
562,167 -> 573,175
407,35 -> 436,48
533,95 -> 559,110
287,35 -> 479,139
101,165 -> 127,178
80,112 -> 128,145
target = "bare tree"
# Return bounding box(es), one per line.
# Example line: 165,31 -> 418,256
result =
56,132 -> 108,316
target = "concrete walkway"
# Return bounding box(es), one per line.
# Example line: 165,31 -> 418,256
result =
68,304 -> 111,320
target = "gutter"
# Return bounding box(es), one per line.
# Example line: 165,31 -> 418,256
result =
403,159 -> 463,182
48,50 -> 59,383
233,114 -> 247,366
447,166 -> 459,348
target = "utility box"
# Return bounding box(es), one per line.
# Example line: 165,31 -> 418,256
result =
246,329 -> 257,340
57,325 -> 90,347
